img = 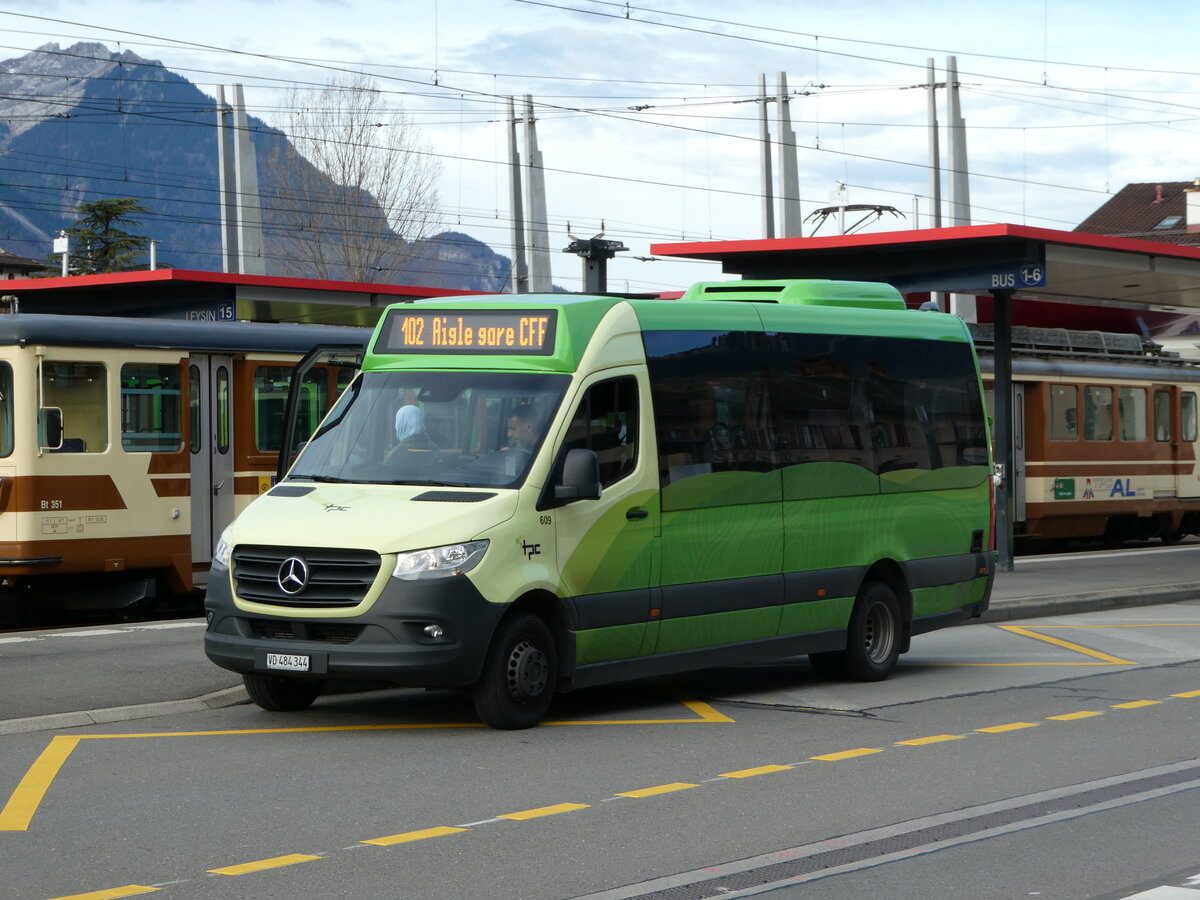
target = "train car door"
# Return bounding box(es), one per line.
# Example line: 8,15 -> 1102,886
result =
1013,383 -> 1027,522
190,355 -> 235,568
1176,387 -> 1200,500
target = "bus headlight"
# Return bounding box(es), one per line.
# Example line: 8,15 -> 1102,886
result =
393,541 -> 488,581
213,536 -> 233,569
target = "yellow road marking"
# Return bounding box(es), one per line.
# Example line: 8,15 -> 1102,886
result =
720,765 -> 793,778
1112,700 -> 1162,709
617,783 -> 699,798
498,802 -> 590,820
1034,624 -> 1200,629
46,887 -> 160,900
362,826 -> 467,846
810,748 -> 884,761
976,722 -> 1039,733
997,625 -> 1137,665
653,682 -> 736,723
0,736 -> 80,832
1047,711 -> 1105,721
1,682 -> 727,832
1171,690 -> 1200,698
209,854 -> 321,875
896,734 -> 966,746
925,662 -> 1131,667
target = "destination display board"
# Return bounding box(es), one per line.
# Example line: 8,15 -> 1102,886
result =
375,309 -> 558,355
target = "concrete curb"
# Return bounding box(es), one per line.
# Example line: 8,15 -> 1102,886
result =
0,685 -> 248,736
974,584 -> 1200,623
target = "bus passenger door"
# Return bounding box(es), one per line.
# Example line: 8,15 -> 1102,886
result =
552,372 -> 658,664
190,355 -> 234,568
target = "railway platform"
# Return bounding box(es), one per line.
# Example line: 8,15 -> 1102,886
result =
2,543 -> 1199,735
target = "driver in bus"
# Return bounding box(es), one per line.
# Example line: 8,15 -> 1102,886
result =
506,403 -> 540,452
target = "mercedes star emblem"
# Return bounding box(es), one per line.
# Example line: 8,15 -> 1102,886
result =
276,557 -> 310,594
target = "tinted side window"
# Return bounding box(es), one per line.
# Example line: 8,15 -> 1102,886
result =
561,376 -> 638,487
770,333 -> 870,470
864,337 -> 989,470
643,330 -> 775,488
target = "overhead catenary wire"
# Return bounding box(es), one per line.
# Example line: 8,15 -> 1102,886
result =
0,9 -> 1196,288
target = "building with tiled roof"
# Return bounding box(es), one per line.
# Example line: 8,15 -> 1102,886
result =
0,247 -> 45,279
1075,180 -> 1200,245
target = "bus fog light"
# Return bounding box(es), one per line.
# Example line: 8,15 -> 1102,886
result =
423,623 -> 445,639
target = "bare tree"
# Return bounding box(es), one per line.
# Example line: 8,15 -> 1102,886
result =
265,72 -> 441,282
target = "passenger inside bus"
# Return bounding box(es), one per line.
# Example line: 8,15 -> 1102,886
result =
386,405 -> 439,472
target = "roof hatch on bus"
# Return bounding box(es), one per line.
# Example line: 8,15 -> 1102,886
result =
679,279 -> 906,310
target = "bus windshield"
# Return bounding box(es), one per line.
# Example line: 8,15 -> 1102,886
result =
288,370 -> 569,489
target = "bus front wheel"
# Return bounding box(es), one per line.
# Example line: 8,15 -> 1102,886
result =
243,673 -> 323,711
472,613 -> 558,730
809,580 -> 901,682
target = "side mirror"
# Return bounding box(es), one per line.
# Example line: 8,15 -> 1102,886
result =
554,448 -> 602,502
39,407 -> 63,450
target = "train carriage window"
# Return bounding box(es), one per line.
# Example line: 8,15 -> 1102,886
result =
121,364 -> 183,452
189,365 -> 201,454
1083,386 -> 1113,441
42,361 -> 108,453
1154,390 -> 1172,442
1118,388 -> 1147,442
216,366 -> 230,454
0,362 -> 12,457
1183,391 -> 1198,443
1048,385 -> 1078,441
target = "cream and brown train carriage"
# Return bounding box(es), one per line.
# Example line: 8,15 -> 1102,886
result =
0,313 -> 369,618
971,323 -> 1200,547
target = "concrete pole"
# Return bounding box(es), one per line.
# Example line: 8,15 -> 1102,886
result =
776,72 -> 803,238
759,74 -> 775,239
507,97 -> 528,294
926,58 -> 942,229
523,96 -> 552,293
231,85 -> 266,275
946,56 -> 972,227
215,86 -> 239,274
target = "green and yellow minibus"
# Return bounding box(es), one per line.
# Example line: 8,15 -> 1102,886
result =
204,279 -> 995,728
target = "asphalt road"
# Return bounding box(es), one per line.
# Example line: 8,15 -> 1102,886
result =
2,599 -> 1199,900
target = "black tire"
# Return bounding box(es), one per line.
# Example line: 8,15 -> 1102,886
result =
471,613 -> 557,730
842,580 -> 902,681
243,673 -> 323,712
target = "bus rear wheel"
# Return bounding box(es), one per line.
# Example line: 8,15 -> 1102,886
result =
243,673 -> 323,711
808,580 -> 901,682
472,613 -> 557,730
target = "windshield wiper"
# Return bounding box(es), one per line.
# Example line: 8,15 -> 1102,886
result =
289,475 -> 351,483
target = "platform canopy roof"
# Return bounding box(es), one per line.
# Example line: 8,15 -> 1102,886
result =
0,269 -> 489,325
652,224 -> 1200,313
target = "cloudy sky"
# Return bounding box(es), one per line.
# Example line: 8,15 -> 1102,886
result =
5,0 -> 1200,290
